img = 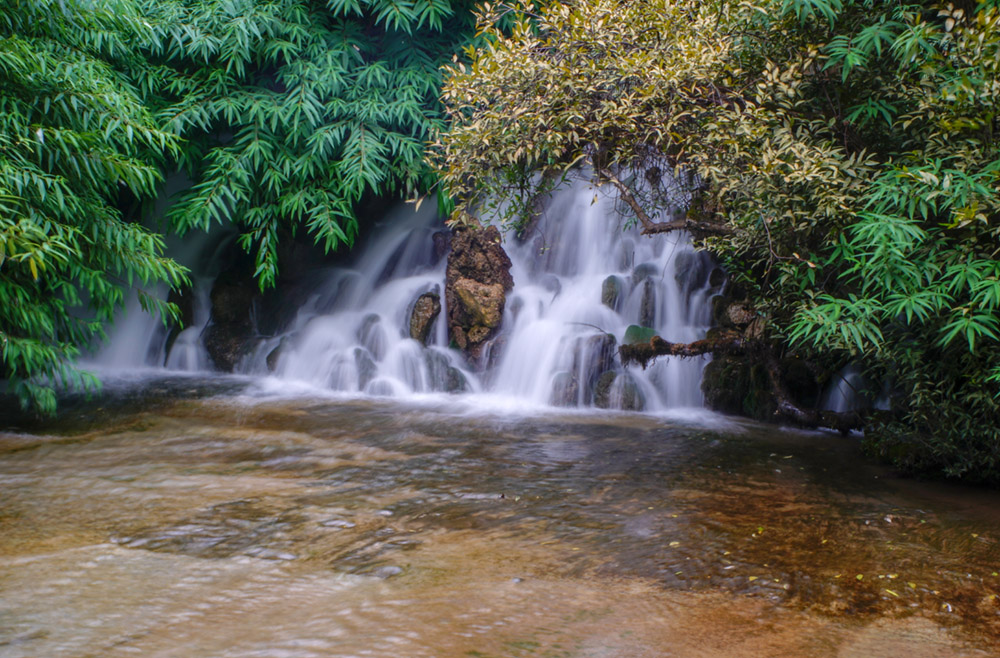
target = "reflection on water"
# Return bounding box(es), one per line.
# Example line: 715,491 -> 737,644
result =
1,378 -> 999,656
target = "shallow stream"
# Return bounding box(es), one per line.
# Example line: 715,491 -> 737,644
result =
2,377 -> 1000,657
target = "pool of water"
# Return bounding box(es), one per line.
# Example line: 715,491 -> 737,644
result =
2,376 -> 999,656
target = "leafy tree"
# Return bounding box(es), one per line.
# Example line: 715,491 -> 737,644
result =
0,0 -> 188,412
435,0 -> 1000,481
142,0 -> 480,288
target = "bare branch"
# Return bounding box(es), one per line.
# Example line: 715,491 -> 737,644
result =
597,167 -> 734,237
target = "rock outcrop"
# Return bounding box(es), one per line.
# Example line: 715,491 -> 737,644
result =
409,291 -> 441,345
445,224 -> 514,362
203,270 -> 258,372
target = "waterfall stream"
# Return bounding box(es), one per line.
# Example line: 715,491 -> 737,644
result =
91,180 -> 722,411
85,225 -> 232,373
248,180 -> 721,411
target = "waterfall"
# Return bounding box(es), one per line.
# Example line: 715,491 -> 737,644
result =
489,179 -> 719,410
85,224 -> 232,372
243,203 -> 477,396
258,178 -> 722,411
85,174 -> 721,411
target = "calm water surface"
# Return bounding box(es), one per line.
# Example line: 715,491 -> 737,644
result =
2,376 -> 999,657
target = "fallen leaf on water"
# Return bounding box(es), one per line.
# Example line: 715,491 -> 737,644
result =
856,574 -> 864,580
748,576 -> 758,582
885,589 -> 900,597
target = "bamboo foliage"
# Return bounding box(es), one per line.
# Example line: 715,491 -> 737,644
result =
144,0 -> 479,288
0,0 -> 188,412
1,0 -> 481,411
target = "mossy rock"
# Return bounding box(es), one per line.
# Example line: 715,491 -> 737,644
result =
601,275 -> 624,311
593,370 -> 618,409
623,325 -> 657,346
550,371 -> 579,407
701,355 -> 775,420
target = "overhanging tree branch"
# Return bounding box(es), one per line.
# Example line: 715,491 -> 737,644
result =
620,332 -> 865,433
596,167 -> 734,237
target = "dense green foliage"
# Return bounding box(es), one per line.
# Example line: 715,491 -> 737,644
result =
0,0 -> 187,412
1,0 -> 480,411
436,0 -> 1000,481
144,0 -> 478,287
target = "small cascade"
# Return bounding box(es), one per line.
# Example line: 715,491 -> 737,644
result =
820,365 -> 872,414
488,178 -> 720,410
163,283 -> 213,371
263,177 -> 722,411
86,225 -> 232,372
244,203 -> 476,396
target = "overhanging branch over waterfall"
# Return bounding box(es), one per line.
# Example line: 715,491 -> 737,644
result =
597,168 -> 734,237
619,331 -> 744,369
620,333 -> 865,434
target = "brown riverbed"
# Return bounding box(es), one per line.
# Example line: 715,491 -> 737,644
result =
1,378 -> 999,656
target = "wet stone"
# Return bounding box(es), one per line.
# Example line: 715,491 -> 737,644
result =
372,565 -> 403,579
601,275 -> 624,311
320,519 -> 356,529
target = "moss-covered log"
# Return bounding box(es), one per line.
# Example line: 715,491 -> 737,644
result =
621,333 -> 865,433
619,332 -> 744,369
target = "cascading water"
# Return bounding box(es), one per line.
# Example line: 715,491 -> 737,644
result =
85,225 -> 232,372
242,203 -> 477,396
487,178 -> 720,410
255,178 -> 723,411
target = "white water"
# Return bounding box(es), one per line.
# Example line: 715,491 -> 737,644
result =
238,203 -> 477,396
86,178 -> 721,411
86,225 -> 230,372
247,179 -> 721,411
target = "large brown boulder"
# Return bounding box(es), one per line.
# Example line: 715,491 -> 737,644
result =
445,224 -> 514,362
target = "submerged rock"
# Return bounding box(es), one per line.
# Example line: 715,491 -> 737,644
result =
550,371 -> 579,407
354,347 -> 377,389
357,313 -> 387,361
631,261 -> 660,285
265,337 -> 292,372
425,349 -> 469,393
593,371 -> 645,411
639,278 -> 657,327
615,373 -> 645,411
673,250 -> 710,293
575,333 -> 618,391
593,370 -> 619,408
